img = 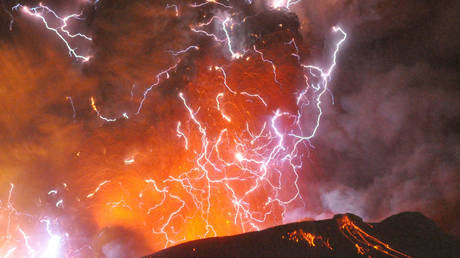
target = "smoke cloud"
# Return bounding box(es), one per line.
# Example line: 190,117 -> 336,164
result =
294,0 -> 460,235
0,0 -> 458,256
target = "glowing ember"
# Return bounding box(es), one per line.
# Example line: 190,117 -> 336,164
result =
283,229 -> 332,250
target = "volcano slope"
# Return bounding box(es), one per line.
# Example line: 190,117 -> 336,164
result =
144,212 -> 458,258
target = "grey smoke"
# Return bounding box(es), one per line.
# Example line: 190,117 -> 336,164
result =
293,0 -> 460,235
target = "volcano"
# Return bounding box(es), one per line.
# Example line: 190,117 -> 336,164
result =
144,212 -> 458,258
1,0 -> 459,256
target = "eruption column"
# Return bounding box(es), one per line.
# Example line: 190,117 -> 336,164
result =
1,1 -> 357,255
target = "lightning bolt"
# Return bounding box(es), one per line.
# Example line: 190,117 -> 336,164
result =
1,1 -> 370,255
13,3 -> 92,62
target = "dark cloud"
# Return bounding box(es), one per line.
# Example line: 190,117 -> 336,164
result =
296,0 -> 460,235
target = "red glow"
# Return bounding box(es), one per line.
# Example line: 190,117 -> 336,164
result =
1,1 -> 349,256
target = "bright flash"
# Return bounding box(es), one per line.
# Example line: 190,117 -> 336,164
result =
271,0 -> 286,9
235,152 -> 244,162
41,235 -> 60,258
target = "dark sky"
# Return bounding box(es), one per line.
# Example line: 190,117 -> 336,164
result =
0,0 -> 458,256
299,0 -> 460,235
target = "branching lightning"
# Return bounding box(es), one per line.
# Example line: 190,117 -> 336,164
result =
0,1 -> 384,256
12,3 -> 92,62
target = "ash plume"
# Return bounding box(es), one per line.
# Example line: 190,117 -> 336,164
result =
0,0 -> 458,256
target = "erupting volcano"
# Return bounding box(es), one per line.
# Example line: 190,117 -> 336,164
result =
0,0 -> 459,257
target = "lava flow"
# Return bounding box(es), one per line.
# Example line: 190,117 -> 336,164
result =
0,0 -> 355,256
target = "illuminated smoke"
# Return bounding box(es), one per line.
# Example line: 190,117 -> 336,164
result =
0,0 -> 345,255
1,0 -> 458,257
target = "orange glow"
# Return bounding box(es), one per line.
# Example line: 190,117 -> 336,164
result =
336,215 -> 411,257
284,229 -> 332,250
83,42 -> 306,250
0,1 -> 349,255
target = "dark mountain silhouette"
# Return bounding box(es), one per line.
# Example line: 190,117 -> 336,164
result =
143,212 -> 458,258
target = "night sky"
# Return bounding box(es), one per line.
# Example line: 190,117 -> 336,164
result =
0,0 -> 458,257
